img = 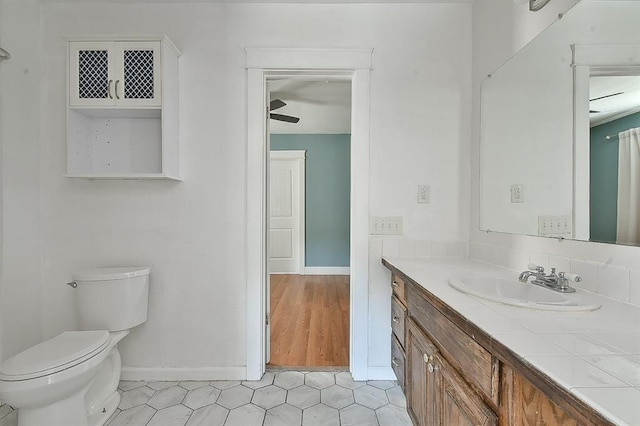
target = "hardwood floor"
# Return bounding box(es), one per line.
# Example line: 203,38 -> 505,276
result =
268,274 -> 350,368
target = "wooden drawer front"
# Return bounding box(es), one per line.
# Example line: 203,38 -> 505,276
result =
391,295 -> 406,347
391,274 -> 406,305
407,284 -> 498,403
391,334 -> 406,391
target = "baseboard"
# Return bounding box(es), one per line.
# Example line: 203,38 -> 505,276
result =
121,366 -> 247,381
367,366 -> 397,381
304,267 -> 350,275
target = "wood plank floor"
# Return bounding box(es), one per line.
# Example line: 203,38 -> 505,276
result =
268,274 -> 350,368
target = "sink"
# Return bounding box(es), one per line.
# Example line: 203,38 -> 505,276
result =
448,275 -> 601,311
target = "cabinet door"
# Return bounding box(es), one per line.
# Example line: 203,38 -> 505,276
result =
436,353 -> 498,426
69,41 -> 116,107
115,41 -> 161,107
406,318 -> 438,426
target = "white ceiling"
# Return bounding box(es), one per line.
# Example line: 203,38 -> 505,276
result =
37,0 -> 472,3
590,76 -> 640,127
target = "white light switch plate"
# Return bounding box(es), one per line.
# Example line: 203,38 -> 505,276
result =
370,216 -> 403,235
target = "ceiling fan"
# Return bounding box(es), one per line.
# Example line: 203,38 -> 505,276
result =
270,99 -> 300,124
589,91 -> 624,113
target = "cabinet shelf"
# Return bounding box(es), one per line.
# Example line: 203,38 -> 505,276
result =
66,36 -> 180,180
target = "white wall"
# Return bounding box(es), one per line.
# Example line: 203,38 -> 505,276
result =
0,0 -> 43,362
1,1 -> 472,377
471,0 -> 640,306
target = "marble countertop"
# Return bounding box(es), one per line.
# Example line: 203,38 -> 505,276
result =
383,257 -> 640,426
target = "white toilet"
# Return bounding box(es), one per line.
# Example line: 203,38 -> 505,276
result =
0,266 -> 150,426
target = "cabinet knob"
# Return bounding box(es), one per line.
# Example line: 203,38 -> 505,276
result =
392,316 -> 400,323
428,363 -> 434,373
391,357 -> 399,367
423,353 -> 433,363
392,281 -> 399,287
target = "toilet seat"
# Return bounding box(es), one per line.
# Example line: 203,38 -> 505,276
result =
0,331 -> 110,382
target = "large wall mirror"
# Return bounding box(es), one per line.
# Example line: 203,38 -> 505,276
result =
480,0 -> 640,246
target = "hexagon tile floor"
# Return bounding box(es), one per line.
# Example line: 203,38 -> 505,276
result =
0,370 -> 412,426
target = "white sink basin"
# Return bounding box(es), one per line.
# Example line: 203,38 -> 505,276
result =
448,275 -> 601,311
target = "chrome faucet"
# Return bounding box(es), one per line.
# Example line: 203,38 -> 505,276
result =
518,263 -> 581,293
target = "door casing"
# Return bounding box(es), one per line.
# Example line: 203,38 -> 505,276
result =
246,48 -> 372,380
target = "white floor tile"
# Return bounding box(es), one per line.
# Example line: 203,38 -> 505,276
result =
109,405 -> 156,426
243,371 -> 275,390
274,371 -> 305,389
148,381 -> 180,391
376,404 -> 412,426
224,403 -> 265,426
147,386 -> 188,410
119,386 -> 156,410
321,385 -> 354,409
302,404 -> 339,426
264,403 -> 302,426
185,404 -> 229,426
353,385 -> 389,410
147,404 -> 192,426
183,385 -> 221,410
216,384 -> 254,409
287,385 -> 321,409
252,385 -> 287,410
305,372 -> 336,390
339,404 -> 378,426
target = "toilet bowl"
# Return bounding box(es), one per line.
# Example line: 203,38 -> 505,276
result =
0,266 -> 150,426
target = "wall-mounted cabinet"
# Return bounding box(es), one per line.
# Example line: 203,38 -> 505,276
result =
66,36 -> 180,180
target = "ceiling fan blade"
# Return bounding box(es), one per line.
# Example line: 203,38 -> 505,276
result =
270,99 -> 287,111
589,92 -> 624,102
270,113 -> 300,123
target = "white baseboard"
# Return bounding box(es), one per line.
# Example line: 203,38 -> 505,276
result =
304,267 -> 350,275
367,366 -> 397,381
121,366 -> 246,381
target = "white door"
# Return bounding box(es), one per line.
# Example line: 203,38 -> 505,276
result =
269,151 -> 306,274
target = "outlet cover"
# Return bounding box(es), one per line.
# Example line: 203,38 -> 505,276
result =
538,215 -> 572,236
511,184 -> 524,203
370,216 -> 403,235
418,185 -> 430,204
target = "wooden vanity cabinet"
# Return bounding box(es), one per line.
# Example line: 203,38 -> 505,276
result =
386,261 -> 614,426
390,274 -> 407,391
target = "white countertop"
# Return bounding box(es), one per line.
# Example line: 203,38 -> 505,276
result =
383,257 -> 640,426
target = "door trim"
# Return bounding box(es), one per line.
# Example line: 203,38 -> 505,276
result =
246,48 -> 372,380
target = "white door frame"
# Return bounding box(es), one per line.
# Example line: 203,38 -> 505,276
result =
246,48 -> 372,380
269,150 -> 306,275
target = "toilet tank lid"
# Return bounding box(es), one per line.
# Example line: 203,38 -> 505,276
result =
72,266 -> 151,282
0,331 -> 110,379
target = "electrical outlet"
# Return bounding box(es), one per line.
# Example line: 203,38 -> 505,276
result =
370,216 -> 403,235
538,215 -> 572,236
511,184 -> 524,203
418,185 -> 430,204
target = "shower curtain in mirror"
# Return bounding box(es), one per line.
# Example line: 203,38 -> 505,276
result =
617,127 -> 640,245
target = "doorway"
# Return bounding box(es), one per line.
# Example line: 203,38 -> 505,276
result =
245,48 -> 373,381
267,79 -> 352,368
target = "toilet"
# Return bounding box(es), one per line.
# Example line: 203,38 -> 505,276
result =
0,266 -> 150,426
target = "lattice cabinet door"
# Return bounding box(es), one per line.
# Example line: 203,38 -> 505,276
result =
115,41 -> 161,107
69,41 -> 161,107
69,41 -> 117,107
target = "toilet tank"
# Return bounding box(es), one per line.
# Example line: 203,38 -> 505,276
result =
72,266 -> 150,331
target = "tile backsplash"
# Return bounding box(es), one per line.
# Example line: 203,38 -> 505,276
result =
469,241 -> 640,307
381,239 -> 468,260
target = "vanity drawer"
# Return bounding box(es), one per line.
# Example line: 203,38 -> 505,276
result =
407,284 -> 499,403
391,295 -> 406,348
391,334 -> 406,391
391,274 -> 406,305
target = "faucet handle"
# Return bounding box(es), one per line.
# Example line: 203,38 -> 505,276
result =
528,263 -> 545,273
559,272 -> 582,283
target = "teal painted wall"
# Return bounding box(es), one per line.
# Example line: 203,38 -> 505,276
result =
271,134 -> 351,267
590,112 -> 640,243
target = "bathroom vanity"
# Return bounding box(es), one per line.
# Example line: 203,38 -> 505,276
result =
384,257 -> 639,426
